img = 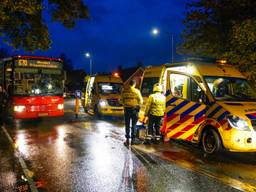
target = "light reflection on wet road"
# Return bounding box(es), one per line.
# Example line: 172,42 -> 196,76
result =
1,99 -> 256,191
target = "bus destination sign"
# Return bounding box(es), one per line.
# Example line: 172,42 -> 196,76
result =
15,59 -> 62,69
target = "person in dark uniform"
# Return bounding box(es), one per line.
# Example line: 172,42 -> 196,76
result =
121,80 -> 143,146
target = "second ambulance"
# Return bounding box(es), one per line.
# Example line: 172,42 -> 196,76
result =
83,74 -> 124,117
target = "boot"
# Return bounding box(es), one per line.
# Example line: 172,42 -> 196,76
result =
154,135 -> 161,144
144,135 -> 152,145
124,138 -> 129,146
131,138 -> 141,145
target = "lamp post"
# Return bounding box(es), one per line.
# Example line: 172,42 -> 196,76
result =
85,52 -> 92,75
151,28 -> 174,64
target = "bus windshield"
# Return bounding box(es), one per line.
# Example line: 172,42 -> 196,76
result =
13,68 -> 63,96
98,82 -> 122,95
141,77 -> 159,97
205,76 -> 256,101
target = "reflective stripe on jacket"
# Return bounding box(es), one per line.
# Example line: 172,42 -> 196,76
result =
122,86 -> 143,108
145,92 -> 165,116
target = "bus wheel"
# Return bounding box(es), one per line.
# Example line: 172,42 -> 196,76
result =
202,128 -> 221,154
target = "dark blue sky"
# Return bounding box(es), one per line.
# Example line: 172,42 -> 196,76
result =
9,0 -> 188,74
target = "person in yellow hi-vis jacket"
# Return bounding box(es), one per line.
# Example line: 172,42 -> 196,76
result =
144,83 -> 165,144
122,80 -> 143,146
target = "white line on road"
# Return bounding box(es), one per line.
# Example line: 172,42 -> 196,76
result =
1,126 -> 38,192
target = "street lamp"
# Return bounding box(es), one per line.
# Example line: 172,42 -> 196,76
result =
151,28 -> 174,64
85,52 -> 92,75
152,28 -> 159,35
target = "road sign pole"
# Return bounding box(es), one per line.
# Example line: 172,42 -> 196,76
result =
75,97 -> 79,119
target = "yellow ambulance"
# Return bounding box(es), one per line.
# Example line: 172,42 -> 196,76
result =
141,60 -> 256,153
83,74 -> 124,117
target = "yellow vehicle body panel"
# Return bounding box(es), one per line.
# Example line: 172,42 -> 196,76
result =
141,61 -> 256,152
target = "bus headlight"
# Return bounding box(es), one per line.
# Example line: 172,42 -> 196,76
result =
227,115 -> 250,131
57,104 -> 64,110
99,99 -> 108,108
14,105 -> 26,113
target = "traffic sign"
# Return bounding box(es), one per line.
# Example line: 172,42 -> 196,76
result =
75,90 -> 82,99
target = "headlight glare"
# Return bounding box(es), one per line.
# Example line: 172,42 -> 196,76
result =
227,115 -> 250,131
14,105 -> 26,113
57,104 -> 64,110
99,99 -> 108,107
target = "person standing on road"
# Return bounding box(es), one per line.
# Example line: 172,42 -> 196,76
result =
122,79 -> 143,146
144,83 -> 165,144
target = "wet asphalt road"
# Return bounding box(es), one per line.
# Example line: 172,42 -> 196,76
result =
1,99 -> 256,192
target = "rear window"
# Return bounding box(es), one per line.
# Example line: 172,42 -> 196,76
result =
141,77 -> 159,97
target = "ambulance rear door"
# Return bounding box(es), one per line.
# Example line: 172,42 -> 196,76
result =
86,76 -> 95,111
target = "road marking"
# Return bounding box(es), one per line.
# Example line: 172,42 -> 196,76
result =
1,126 -> 38,192
133,145 -> 256,192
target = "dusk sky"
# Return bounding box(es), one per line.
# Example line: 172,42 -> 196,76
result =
8,0 -> 188,74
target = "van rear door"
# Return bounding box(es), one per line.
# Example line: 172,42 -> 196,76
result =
163,71 -> 207,141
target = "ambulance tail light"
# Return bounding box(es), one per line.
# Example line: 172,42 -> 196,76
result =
227,115 -> 250,131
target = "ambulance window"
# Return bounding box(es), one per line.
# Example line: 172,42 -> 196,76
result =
191,78 -> 205,103
169,74 -> 189,99
141,77 -> 159,97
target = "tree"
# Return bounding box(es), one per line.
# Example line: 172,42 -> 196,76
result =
136,61 -> 143,68
68,69 -> 87,92
0,48 -> 9,59
181,0 -> 256,78
59,53 -> 74,91
60,53 -> 73,72
0,0 -> 89,51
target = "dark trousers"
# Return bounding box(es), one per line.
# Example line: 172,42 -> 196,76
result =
124,107 -> 139,139
148,115 -> 163,137
0,97 -> 4,124
0,107 -> 2,124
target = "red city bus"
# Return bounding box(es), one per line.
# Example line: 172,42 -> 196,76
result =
0,55 -> 65,119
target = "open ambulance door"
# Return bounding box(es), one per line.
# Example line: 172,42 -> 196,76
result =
85,76 -> 95,112
162,70 -> 208,142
